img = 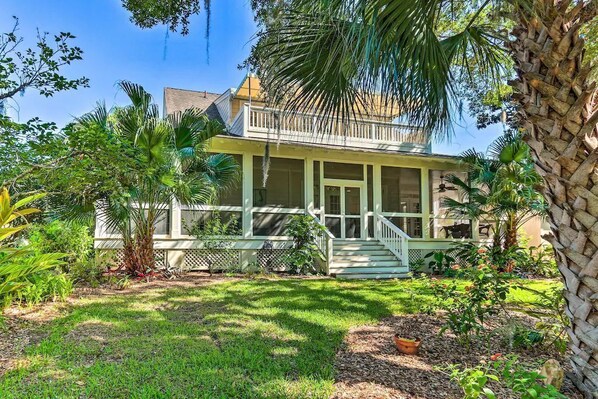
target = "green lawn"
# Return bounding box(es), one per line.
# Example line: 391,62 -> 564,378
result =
0,277 -> 558,399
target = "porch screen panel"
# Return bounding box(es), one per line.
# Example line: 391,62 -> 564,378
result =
253,157 -> 305,208
214,154 -> 243,206
104,209 -> 169,235
388,217 -> 422,238
253,213 -> 293,236
367,165 -> 373,212
314,161 -> 321,209
381,167 -> 421,213
428,170 -> 474,239
323,162 -> 364,180
181,210 -> 242,236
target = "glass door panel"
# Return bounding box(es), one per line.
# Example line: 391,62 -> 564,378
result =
345,218 -> 361,238
324,186 -> 342,238
344,187 -> 360,215
324,185 -> 362,239
325,186 -> 341,214
325,217 -> 341,238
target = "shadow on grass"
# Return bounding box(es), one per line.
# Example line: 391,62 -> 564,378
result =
0,279 -> 430,399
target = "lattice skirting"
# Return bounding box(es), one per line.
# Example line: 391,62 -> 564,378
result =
408,249 -> 424,269
110,249 -> 167,269
257,248 -> 294,272
184,249 -> 241,271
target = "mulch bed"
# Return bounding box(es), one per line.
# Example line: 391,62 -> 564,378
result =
332,314 -> 583,399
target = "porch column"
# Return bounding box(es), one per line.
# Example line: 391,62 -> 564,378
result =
420,167 -> 430,239
242,154 -> 253,239
170,200 -> 181,239
306,157 -> 314,213
373,164 -> 382,237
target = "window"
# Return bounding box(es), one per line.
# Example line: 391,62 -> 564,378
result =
381,167 -> 421,213
253,157 -> 305,208
324,162 -> 363,180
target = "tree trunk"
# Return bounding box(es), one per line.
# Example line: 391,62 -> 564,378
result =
504,214 -> 518,250
135,228 -> 156,275
510,0 -> 598,394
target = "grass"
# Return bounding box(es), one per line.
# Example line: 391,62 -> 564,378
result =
0,277 -> 558,399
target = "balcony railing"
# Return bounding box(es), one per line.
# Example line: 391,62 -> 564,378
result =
229,104 -> 431,153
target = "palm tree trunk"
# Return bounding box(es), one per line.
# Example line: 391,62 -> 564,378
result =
504,214 -> 518,250
510,0 -> 598,394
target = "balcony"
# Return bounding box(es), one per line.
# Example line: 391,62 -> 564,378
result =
229,104 -> 431,153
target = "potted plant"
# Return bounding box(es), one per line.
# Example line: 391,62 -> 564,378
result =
393,335 -> 421,355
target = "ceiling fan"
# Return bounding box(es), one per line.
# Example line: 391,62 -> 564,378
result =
438,175 -> 458,193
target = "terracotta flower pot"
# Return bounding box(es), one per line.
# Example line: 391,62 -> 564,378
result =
393,335 -> 421,355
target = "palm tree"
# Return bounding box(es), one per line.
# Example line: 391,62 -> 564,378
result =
73,82 -> 238,276
443,132 -> 546,251
251,0 -> 598,392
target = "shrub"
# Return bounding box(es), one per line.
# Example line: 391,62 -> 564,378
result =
11,271 -> 73,306
185,211 -> 241,274
422,248 -> 512,343
0,189 -> 65,309
285,215 -> 326,275
517,245 -> 559,278
450,241 -> 558,277
423,250 -> 456,276
68,253 -> 112,287
446,355 -> 566,399
27,220 -> 93,268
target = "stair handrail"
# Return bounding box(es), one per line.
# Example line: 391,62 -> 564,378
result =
307,209 -> 334,274
375,214 -> 410,267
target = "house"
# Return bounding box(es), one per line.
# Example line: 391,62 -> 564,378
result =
95,75 -> 491,279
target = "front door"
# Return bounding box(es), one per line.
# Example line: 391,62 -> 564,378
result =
324,185 -> 362,238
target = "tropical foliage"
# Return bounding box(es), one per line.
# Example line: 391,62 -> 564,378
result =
249,1 -> 598,392
443,132 -> 546,250
0,188 -> 64,308
285,215 -> 326,275
67,82 -> 238,276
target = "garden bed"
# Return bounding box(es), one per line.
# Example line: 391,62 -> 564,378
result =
333,314 -> 582,399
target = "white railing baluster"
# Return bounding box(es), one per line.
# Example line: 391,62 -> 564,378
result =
375,214 -> 410,267
307,210 -> 335,274
242,106 -> 429,148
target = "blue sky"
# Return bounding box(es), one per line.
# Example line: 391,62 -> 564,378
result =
2,0 -> 503,155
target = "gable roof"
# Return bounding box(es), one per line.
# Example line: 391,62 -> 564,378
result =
163,87 -> 224,124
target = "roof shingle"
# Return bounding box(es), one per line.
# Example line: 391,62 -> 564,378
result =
163,87 -> 224,124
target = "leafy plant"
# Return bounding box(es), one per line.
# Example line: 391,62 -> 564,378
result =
424,250 -> 456,276
68,252 -> 112,287
446,355 -> 567,399
285,215 -> 326,275
423,248 -> 512,343
186,211 -> 241,275
27,220 -> 93,268
0,188 -> 65,307
12,271 -> 73,306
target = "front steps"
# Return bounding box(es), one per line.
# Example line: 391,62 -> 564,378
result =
330,240 -> 409,279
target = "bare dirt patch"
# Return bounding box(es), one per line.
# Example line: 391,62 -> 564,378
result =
332,314 -> 582,399
0,302 -> 69,376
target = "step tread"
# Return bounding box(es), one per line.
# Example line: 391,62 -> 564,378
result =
333,255 -> 397,261
333,260 -> 402,266
334,273 -> 410,280
330,266 -> 407,273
